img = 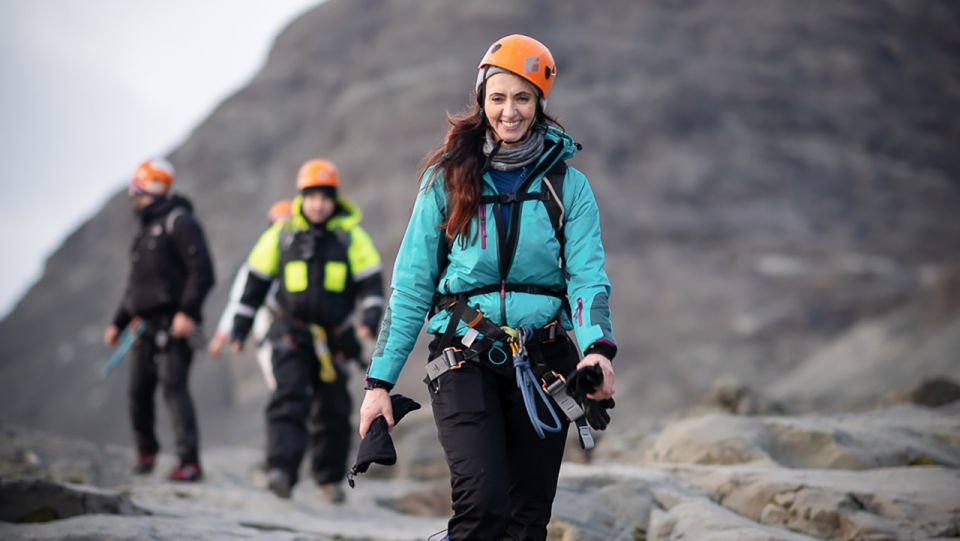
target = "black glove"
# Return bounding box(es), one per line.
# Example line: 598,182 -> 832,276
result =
565,364 -> 605,402
583,398 -> 615,430
565,364 -> 615,430
329,325 -> 365,367
347,394 -> 421,488
231,314 -> 254,344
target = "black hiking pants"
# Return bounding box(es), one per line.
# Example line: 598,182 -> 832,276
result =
128,326 -> 200,464
429,335 -> 579,541
266,325 -> 352,486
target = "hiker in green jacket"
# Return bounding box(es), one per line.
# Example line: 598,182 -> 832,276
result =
231,159 -> 384,503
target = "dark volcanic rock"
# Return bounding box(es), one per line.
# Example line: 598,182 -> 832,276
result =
1,0 -> 959,443
0,479 -> 148,523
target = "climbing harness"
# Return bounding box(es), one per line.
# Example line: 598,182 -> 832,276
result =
424,301 -> 596,449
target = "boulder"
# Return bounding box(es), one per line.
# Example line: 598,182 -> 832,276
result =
877,376 -> 960,408
0,479 -> 147,523
670,464 -> 960,539
648,404 -> 960,469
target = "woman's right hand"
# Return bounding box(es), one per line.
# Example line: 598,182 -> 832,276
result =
359,388 -> 394,439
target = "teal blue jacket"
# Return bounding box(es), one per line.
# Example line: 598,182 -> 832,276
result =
368,127 -> 616,384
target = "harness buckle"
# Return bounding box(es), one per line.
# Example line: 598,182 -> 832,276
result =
426,347 -> 466,383
541,370 -> 586,423
502,192 -> 518,204
541,370 -> 566,395
441,347 -> 465,371
542,321 -> 559,343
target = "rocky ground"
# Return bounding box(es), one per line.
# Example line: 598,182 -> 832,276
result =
2,385 -> 957,540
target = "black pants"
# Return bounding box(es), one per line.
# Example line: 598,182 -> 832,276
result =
266,326 -> 352,486
429,336 -> 579,541
128,331 -> 200,463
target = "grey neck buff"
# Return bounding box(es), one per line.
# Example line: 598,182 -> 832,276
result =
482,128 -> 545,171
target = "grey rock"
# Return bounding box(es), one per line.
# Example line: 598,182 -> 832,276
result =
648,404 -> 960,469
669,464 -> 960,539
649,499 -> 820,541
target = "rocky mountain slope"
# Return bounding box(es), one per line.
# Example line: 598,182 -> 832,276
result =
1,0 -> 959,447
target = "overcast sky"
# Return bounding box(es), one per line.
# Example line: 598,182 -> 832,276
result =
0,0 -> 319,318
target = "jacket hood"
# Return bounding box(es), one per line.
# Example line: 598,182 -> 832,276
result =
140,194 -> 193,222
542,126 -> 579,163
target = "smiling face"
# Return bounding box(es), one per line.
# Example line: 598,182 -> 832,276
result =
300,191 -> 335,224
483,71 -> 538,146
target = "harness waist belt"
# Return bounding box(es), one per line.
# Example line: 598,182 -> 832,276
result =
432,283 -> 566,316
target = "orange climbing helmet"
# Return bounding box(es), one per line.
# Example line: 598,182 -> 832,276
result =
477,34 -> 557,101
267,199 -> 292,223
129,158 -> 175,196
296,159 -> 339,192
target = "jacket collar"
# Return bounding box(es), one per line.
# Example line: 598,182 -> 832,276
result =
290,194 -> 363,231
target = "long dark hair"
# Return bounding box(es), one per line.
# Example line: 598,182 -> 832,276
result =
420,86 -> 562,247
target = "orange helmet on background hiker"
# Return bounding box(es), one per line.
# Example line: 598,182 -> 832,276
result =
129,158 -> 175,196
477,34 -> 556,105
296,159 -> 339,192
267,199 -> 293,223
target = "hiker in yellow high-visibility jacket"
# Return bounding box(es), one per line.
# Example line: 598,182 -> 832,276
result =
230,159 -> 384,503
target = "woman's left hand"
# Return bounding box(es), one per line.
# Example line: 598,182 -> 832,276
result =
576,353 -> 615,400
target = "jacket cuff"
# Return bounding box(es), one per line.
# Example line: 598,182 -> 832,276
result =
364,376 -> 394,391
584,340 -> 617,362
361,307 -> 383,336
231,314 -> 254,343
113,303 -> 133,331
112,308 -> 132,330
178,302 -> 203,322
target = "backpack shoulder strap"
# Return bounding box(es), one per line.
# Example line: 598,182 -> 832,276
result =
278,221 -> 297,251
542,160 -> 567,255
163,206 -> 188,236
334,228 -> 351,248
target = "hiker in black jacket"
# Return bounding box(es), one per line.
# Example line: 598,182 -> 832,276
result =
104,158 -> 215,482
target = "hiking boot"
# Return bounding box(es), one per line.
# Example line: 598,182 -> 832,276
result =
131,452 -> 156,475
266,468 -> 292,499
319,482 -> 345,504
167,462 -> 203,482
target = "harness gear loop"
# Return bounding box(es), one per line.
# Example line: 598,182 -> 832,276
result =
488,343 -> 509,365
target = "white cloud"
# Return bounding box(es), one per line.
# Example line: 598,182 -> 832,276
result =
0,0 -> 320,318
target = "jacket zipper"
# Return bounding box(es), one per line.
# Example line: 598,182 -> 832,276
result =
480,205 -> 487,250
575,297 -> 584,326
487,142 -> 562,327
